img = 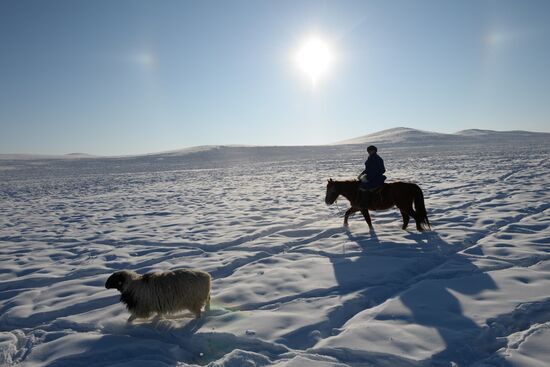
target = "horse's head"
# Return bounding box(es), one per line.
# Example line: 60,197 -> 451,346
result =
325,178 -> 339,205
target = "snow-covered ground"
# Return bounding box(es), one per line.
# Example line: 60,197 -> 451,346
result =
336,127 -> 550,146
1,140 -> 549,366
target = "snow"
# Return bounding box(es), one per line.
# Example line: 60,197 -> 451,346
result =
1,137 -> 549,366
336,127 -> 550,146
335,127 -> 449,145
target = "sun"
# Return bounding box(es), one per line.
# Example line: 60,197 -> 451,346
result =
295,36 -> 333,85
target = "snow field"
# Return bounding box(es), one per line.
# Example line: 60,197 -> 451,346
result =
0,143 -> 549,366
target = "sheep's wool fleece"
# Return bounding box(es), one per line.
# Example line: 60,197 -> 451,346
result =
122,269 -> 210,317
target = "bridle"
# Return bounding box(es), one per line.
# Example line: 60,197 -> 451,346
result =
326,183 -> 345,217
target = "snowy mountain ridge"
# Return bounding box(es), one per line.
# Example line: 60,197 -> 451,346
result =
335,127 -> 550,145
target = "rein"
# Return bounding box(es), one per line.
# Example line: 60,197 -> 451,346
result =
327,181 -> 356,218
333,199 -> 346,217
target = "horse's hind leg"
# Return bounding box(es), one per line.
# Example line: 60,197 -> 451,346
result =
400,209 -> 410,230
360,209 -> 374,230
406,207 -> 424,232
414,217 -> 424,231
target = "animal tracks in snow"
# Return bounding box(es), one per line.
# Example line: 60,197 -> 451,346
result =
0,143 -> 549,366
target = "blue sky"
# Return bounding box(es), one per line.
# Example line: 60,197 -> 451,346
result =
1,0 -> 549,155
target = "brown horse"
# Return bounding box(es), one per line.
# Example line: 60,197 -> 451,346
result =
325,179 -> 430,231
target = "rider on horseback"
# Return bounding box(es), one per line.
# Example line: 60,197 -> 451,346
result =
357,145 -> 386,208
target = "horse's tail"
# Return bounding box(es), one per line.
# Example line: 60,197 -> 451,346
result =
413,184 -> 431,231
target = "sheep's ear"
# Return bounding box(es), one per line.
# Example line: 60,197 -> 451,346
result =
328,178 -> 333,182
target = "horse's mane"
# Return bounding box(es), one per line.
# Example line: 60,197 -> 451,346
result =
333,179 -> 359,185
333,179 -> 359,183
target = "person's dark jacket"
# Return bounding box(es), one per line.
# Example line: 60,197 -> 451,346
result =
360,153 -> 386,189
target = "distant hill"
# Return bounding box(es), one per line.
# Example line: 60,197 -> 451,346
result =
64,153 -> 97,158
0,153 -> 98,160
334,127 -> 450,145
454,129 -> 547,138
334,127 -> 550,145
2,128 -> 547,160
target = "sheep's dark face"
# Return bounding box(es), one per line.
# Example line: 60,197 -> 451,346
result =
105,271 -> 128,292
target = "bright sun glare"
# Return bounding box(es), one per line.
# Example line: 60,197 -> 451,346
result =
295,36 -> 333,85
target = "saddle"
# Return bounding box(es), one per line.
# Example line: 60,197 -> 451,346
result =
371,185 -> 384,194
358,183 -> 385,193
357,184 -> 385,208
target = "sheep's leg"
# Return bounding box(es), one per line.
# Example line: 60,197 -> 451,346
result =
189,302 -> 202,318
205,295 -> 211,312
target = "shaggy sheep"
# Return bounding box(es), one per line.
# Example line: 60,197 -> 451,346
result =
105,269 -> 211,322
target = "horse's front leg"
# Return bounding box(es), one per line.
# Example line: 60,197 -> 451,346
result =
344,207 -> 358,227
360,209 -> 374,230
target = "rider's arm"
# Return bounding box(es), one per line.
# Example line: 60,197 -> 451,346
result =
358,165 -> 367,179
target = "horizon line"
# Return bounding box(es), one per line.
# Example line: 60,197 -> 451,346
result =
1,127 -> 549,158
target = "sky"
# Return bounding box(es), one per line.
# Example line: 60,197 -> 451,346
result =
1,0 -> 549,155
